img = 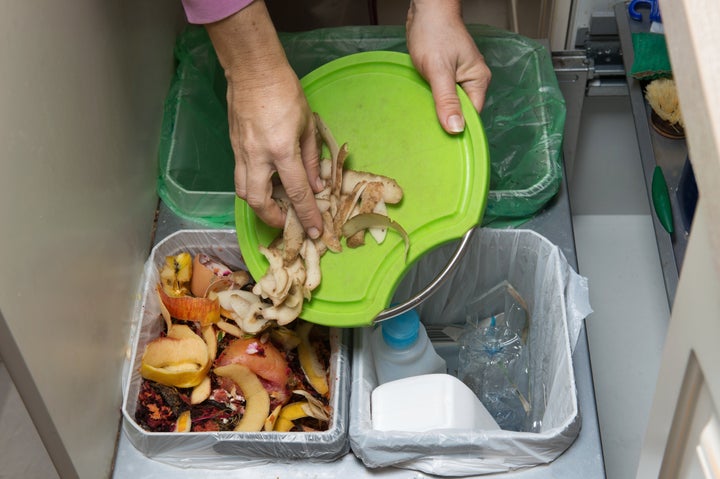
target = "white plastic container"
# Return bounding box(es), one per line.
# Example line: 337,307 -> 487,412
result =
371,309 -> 446,385
371,374 -> 500,432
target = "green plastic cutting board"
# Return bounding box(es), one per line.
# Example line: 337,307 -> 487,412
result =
236,51 -> 489,327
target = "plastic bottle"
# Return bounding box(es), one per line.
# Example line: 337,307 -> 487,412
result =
371,309 -> 447,385
458,315 -> 531,431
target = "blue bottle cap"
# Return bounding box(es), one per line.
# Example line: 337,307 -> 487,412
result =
381,309 -> 420,349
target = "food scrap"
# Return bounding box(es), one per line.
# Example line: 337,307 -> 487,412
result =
136,115 -> 406,433
136,252 -> 333,433
250,113 -> 408,326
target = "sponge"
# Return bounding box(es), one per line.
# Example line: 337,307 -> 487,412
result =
630,32 -> 672,80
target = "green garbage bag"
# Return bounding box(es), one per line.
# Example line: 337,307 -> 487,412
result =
157,25 -> 565,227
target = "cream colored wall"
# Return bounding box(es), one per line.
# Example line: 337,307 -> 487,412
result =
0,1 -> 183,477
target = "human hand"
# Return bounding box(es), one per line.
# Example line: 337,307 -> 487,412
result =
406,0 -> 491,133
206,1 -> 324,237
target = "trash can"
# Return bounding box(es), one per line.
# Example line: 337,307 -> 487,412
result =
121,230 -> 351,468
349,228 -> 592,476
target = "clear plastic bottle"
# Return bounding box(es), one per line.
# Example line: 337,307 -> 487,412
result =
371,309 -> 447,385
458,316 -> 531,431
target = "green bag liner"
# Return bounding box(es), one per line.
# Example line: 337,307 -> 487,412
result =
157,25 -> 565,227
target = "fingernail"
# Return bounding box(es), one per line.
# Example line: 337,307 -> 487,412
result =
448,114 -> 465,133
308,227 -> 321,240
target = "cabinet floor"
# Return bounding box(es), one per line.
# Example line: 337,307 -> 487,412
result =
570,96 -> 671,479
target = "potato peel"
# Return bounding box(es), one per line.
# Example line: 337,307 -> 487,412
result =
370,200 -> 388,243
206,114 -> 408,330
342,212 -> 410,262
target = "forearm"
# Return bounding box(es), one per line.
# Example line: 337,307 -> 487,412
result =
407,0 -> 462,23
204,0 -> 289,83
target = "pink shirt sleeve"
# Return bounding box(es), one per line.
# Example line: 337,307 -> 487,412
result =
181,0 -> 255,24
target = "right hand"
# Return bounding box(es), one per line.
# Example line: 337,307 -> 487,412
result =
206,1 -> 324,238
406,0 -> 491,133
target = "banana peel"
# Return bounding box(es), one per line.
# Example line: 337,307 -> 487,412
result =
273,397 -> 331,432
160,252 -> 193,296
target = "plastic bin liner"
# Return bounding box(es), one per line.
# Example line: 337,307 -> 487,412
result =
121,230 -> 350,468
157,25 -> 565,227
349,228 -> 592,476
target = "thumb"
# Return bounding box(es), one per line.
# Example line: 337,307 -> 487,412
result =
429,71 -> 465,135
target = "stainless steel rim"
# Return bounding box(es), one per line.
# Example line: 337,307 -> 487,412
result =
373,227 -> 477,323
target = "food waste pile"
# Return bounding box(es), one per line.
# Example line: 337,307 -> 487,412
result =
135,114 -> 406,434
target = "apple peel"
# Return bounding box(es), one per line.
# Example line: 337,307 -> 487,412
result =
157,284 -> 220,326
140,324 -> 211,388
214,364 -> 271,432
191,375 -> 211,405
297,322 -> 329,396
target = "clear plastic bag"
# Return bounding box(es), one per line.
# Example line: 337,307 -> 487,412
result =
349,228 -> 593,476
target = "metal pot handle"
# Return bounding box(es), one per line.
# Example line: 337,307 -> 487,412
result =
373,227 -> 477,323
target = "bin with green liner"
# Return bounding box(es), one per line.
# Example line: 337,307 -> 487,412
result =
157,25 -> 565,227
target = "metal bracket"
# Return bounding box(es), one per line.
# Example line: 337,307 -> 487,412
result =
575,11 -> 627,96
552,11 -> 628,180
553,51 -> 592,181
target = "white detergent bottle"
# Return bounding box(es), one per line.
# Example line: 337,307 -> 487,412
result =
371,309 -> 447,385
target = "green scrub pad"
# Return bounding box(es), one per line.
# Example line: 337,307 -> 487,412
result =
630,32 -> 672,80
